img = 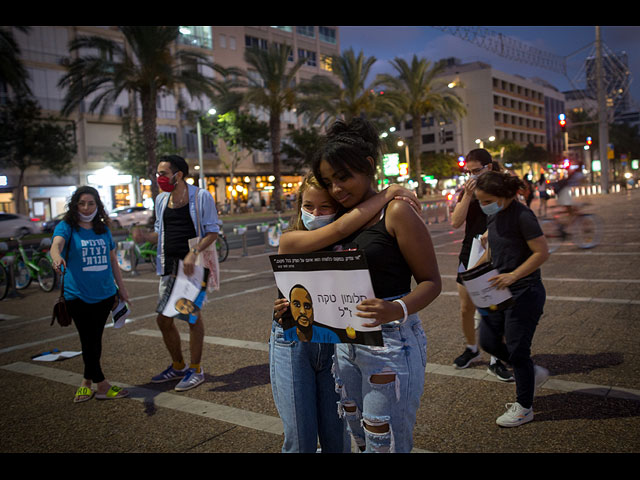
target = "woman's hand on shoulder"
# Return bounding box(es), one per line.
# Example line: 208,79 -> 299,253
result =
383,185 -> 421,214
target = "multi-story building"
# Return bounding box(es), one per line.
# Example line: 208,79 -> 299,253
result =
2,26 -> 340,218
393,58 -> 564,177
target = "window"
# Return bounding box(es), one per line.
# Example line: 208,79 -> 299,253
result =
422,134 -> 435,144
298,49 -> 316,67
319,27 -> 336,44
245,36 -> 268,50
178,26 -> 212,49
320,54 -> 333,72
296,26 -> 315,38
271,26 -> 292,33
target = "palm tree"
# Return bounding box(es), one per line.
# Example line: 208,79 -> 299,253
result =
243,43 -> 306,211
0,26 -> 31,95
58,26 -> 232,199
298,48 -> 392,125
375,56 -> 467,182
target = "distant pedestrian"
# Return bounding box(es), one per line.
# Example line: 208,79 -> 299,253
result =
50,186 -> 130,403
537,174 -> 549,217
474,171 -> 550,427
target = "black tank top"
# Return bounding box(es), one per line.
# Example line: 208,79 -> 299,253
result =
334,207 -> 412,299
162,204 -> 196,274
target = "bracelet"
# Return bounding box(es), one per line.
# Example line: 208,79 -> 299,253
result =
393,299 -> 408,324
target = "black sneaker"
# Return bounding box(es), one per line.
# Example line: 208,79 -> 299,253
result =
453,347 -> 481,369
487,360 -> 515,382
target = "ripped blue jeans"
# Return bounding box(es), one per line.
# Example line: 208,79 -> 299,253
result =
333,313 -> 427,453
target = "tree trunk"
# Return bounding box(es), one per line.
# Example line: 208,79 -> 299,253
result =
16,168 -> 27,215
140,89 -> 159,201
412,114 -> 425,197
270,114 -> 283,212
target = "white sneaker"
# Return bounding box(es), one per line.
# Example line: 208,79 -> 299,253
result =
496,402 -> 534,427
534,365 -> 549,393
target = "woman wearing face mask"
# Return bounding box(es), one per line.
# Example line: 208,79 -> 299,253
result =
274,118 -> 440,453
270,173 -> 420,453
50,186 -> 130,403
450,150 -> 513,380
473,170 -> 550,427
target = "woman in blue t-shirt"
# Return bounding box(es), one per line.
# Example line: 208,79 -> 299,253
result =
473,171 -> 550,427
51,186 -> 130,403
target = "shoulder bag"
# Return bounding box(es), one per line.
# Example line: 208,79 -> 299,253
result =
51,234 -> 72,327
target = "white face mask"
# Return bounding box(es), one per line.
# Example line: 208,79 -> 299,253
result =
78,210 -> 97,223
301,208 -> 336,231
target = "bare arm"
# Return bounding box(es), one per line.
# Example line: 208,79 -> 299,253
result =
450,179 -> 477,228
356,200 -> 442,327
50,235 -> 66,273
278,185 -> 418,254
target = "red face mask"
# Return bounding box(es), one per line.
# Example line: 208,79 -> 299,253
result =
157,173 -> 176,192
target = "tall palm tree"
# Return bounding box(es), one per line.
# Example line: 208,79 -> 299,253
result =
298,48 -> 392,125
243,43 -> 306,211
0,26 -> 32,95
374,55 -> 467,181
58,26 -> 232,199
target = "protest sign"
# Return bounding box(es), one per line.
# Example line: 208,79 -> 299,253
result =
270,250 -> 382,346
156,260 -> 208,324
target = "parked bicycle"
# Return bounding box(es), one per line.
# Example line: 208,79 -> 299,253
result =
0,234 -> 57,292
540,203 -> 603,253
216,220 -> 229,263
117,226 -> 157,273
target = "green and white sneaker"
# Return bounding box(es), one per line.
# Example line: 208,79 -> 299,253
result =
496,402 -> 534,427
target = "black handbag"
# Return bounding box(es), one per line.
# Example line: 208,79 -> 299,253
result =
51,271 -> 72,327
51,235 -> 72,327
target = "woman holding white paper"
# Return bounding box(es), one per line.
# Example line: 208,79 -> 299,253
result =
473,171 -> 550,427
277,118 -> 440,453
450,149 -> 512,381
271,173 -> 421,453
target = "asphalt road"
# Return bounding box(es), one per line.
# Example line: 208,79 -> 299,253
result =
1,189 -> 639,455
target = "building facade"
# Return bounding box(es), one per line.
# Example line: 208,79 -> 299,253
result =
2,25 -> 340,219
393,59 -> 564,175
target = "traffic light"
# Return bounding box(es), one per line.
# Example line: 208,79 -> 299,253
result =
558,113 -> 566,132
457,156 -> 466,169
586,136 -> 592,146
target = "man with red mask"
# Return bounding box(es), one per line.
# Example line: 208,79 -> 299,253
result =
137,155 -> 219,391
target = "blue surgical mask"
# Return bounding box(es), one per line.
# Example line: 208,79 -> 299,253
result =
479,201 -> 503,216
301,208 -> 335,231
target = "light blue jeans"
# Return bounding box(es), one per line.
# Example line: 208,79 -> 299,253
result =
333,313 -> 427,453
269,320 -> 350,453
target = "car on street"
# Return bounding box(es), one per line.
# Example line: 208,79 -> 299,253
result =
0,212 -> 43,239
41,213 -> 66,233
109,206 -> 153,228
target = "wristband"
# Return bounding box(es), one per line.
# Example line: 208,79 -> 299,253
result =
393,299 -> 408,324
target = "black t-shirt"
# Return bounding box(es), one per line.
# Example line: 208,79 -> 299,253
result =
334,208 -> 412,299
162,203 -> 196,275
486,200 -> 543,286
458,190 -> 487,267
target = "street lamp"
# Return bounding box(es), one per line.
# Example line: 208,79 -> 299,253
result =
474,135 -> 495,148
196,107 -> 217,189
